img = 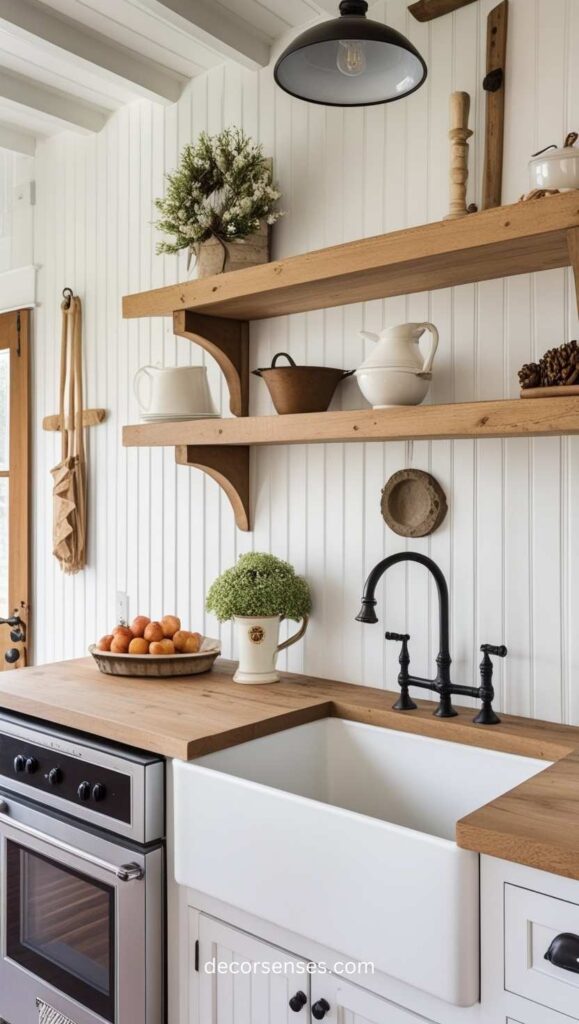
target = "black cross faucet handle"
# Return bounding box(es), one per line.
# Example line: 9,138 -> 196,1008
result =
480,644 -> 507,658
385,632 -> 410,643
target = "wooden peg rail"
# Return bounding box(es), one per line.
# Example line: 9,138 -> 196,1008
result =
43,409 -> 107,432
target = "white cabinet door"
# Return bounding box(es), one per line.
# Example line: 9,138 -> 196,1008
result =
310,975 -> 436,1023
195,913 -> 310,1023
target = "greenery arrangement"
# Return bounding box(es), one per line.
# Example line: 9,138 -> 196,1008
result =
154,127 -> 283,265
206,553 -> 311,623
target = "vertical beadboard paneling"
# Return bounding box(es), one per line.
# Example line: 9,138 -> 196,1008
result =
27,0 -> 579,725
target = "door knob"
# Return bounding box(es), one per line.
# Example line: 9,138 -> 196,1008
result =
289,990 -> 307,1012
312,998 -> 330,1020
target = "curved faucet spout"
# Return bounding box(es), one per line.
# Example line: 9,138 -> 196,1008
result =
355,551 -> 451,677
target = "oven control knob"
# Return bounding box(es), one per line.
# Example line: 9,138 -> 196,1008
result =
77,781 -> 91,801
92,783 -> 106,802
13,755 -> 26,773
25,757 -> 38,774
48,767 -> 63,786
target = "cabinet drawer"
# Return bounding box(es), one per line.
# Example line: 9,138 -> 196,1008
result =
505,883 -> 579,1019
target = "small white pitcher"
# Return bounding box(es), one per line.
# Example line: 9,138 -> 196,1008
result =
133,364 -> 217,418
233,614 -> 309,684
355,322 -> 439,408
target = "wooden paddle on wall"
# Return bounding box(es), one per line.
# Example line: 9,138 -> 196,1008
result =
409,0 -> 477,21
482,0 -> 509,208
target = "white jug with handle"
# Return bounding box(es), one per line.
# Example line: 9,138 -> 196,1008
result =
355,322 -> 439,408
133,364 -> 217,419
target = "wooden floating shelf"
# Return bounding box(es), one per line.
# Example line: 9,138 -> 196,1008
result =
123,397 -> 579,531
123,398 -> 579,448
124,192 -> 579,322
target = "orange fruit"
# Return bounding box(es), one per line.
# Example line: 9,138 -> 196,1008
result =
131,615 -> 150,638
160,615 -> 181,638
173,630 -> 191,652
144,621 -> 163,643
96,634 -> 114,652
112,625 -> 133,642
182,634 -> 201,654
110,635 -> 130,654
128,637 -> 149,655
160,638 -> 176,655
149,641 -> 165,656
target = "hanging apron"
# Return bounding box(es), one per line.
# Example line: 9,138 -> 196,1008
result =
51,295 -> 87,574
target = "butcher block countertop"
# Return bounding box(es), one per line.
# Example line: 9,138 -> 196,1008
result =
1,656 -> 579,880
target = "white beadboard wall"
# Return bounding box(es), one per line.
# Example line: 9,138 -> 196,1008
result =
32,0 -> 579,722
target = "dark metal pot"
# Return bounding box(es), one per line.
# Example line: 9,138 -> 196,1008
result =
252,352 -> 353,415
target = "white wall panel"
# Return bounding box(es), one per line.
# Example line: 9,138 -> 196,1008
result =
30,0 -> 579,723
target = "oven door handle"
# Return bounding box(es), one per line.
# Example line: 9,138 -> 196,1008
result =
0,799 -> 143,881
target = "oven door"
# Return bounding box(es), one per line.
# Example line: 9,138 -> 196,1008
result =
0,793 -> 163,1024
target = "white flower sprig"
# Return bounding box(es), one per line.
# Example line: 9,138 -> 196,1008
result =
154,127 -> 284,259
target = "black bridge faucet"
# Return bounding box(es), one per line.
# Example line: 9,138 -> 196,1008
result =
356,551 -> 506,725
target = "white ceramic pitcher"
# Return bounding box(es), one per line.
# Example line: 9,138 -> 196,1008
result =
355,322 -> 439,408
233,614 -> 309,684
133,364 -> 217,419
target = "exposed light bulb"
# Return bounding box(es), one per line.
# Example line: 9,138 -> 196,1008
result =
337,40 -> 367,77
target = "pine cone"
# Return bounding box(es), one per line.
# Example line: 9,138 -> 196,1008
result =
519,341 -> 579,390
518,362 -> 541,389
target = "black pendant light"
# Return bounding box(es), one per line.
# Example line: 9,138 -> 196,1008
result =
274,0 -> 427,108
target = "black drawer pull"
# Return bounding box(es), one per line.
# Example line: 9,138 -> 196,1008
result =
544,933 -> 579,974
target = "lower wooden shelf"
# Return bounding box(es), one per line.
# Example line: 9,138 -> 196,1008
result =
123,397 -> 579,531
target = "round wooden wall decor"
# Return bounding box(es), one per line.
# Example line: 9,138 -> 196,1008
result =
381,469 -> 448,538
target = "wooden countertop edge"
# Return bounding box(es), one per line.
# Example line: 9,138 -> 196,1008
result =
456,818 -> 579,881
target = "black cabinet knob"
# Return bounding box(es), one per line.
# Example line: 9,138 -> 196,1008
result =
289,991 -> 307,1012
48,767 -> 63,786
5,648 -> 20,664
77,781 -> 91,802
312,999 -> 330,1020
25,757 -> 38,774
13,755 -> 26,773
92,783 -> 106,802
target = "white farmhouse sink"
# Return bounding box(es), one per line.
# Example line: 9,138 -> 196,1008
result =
173,717 -> 549,1006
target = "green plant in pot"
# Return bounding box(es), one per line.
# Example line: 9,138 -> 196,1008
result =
154,127 -> 284,278
206,552 -> 311,684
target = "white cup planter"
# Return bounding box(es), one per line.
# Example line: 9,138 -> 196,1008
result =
233,614 -> 309,684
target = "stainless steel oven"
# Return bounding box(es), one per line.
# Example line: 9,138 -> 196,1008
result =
0,713 -> 165,1024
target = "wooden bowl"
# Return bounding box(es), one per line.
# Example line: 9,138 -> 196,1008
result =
381,469 -> 447,538
89,637 -> 221,679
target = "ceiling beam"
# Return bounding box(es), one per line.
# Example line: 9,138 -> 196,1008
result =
0,69 -> 108,133
139,0 -> 270,69
0,122 -> 35,155
0,0 -> 183,105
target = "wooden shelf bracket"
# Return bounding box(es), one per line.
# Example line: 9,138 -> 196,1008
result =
568,227 -> 579,315
175,444 -> 251,532
173,309 -> 249,418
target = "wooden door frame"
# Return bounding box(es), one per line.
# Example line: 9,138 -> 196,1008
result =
0,309 -> 30,665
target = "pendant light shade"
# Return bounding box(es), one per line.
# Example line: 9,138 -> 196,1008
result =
274,0 -> 427,107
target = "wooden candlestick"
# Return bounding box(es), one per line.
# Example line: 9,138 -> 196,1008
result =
444,91 -> 473,221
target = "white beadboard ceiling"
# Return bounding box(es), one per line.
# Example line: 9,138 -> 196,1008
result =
0,0 -> 335,146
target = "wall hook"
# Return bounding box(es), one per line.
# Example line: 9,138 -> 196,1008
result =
62,287 -> 74,309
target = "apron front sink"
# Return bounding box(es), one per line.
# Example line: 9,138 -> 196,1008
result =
174,717 -> 548,1006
